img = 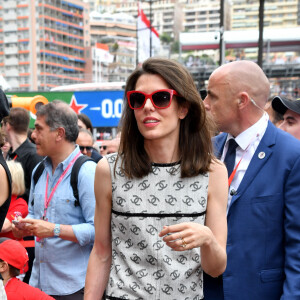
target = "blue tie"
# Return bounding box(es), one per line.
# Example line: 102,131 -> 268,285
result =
224,139 -> 238,177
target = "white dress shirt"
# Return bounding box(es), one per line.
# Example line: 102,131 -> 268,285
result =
221,113 -> 269,211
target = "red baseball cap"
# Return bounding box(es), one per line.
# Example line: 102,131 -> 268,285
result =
0,239 -> 29,273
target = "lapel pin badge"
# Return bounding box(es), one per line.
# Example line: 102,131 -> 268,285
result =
258,152 -> 265,159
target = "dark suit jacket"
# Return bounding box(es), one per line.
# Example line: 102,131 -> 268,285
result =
204,121 -> 300,300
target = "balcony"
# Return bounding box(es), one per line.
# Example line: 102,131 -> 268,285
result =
4,57 -> 18,66
3,2 -> 16,9
3,24 -> 18,32
5,47 -> 18,55
5,67 -> 19,76
3,12 -> 17,21
6,80 -> 19,90
4,34 -> 18,44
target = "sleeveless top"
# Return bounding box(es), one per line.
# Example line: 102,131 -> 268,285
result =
106,153 -> 208,300
0,152 -> 12,231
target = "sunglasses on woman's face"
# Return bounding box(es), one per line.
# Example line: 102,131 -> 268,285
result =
127,89 -> 179,110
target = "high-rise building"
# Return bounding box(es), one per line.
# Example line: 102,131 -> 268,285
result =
232,0 -> 299,30
183,0 -> 231,33
95,0 -> 231,40
88,11 -> 136,82
97,0 -> 185,40
0,0 -> 90,91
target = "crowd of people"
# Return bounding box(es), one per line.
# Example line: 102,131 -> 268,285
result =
0,57 -> 300,300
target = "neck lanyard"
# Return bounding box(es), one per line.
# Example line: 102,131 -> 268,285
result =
43,152 -> 80,219
227,133 -> 260,187
228,157 -> 242,187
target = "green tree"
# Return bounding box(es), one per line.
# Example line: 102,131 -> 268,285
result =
160,33 -> 173,44
171,41 -> 180,54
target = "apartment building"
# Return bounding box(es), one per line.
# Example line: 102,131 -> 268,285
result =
184,0 -> 231,33
0,0 -> 89,91
88,10 -> 136,82
232,0 -> 299,30
94,0 -> 231,39
97,0 -> 184,40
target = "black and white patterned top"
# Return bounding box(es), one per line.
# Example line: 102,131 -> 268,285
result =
106,153 -> 208,300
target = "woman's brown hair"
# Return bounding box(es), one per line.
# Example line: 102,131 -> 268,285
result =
118,57 -> 216,178
0,131 -> 5,147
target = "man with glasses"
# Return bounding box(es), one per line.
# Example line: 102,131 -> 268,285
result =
76,129 -> 102,163
203,60 -> 300,300
99,140 -> 120,156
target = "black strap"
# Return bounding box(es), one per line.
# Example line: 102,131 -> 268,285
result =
31,162 -> 45,206
32,156 -> 93,207
33,162 -> 45,186
70,155 -> 94,207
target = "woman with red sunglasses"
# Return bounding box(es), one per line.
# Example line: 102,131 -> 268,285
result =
85,58 -> 228,300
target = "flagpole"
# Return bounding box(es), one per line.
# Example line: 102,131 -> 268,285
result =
149,0 -> 152,57
136,3 -> 139,67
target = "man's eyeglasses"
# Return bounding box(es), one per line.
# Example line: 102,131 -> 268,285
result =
99,145 -> 107,150
127,89 -> 179,110
79,146 -> 93,153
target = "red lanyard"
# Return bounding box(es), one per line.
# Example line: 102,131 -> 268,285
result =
13,154 -> 17,160
228,158 -> 242,186
43,152 -> 80,219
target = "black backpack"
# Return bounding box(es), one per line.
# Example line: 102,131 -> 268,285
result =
32,155 -> 94,207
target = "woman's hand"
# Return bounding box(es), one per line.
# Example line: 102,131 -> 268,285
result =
159,222 -> 212,251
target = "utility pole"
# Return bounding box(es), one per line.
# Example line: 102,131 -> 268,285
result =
219,0 -> 225,66
149,0 -> 153,57
136,12 -> 139,67
257,0 -> 265,67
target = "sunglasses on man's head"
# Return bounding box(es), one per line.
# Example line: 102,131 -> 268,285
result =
79,146 -> 93,153
127,89 -> 179,110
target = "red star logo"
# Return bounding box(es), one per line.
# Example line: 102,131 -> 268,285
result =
69,95 -> 87,114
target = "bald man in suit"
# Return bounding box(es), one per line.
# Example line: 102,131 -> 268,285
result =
203,61 -> 300,299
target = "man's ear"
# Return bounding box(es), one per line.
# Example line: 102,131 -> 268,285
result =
237,93 -> 249,109
56,127 -> 65,141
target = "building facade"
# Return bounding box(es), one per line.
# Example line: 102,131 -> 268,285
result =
88,11 -> 136,82
0,0 -> 89,91
95,0 -> 231,39
96,0 -> 184,40
232,0 -> 299,30
183,0 -> 231,33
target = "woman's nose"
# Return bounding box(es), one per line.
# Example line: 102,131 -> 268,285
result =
143,98 -> 155,110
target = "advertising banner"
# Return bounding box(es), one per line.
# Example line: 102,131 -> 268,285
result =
7,90 -> 124,128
